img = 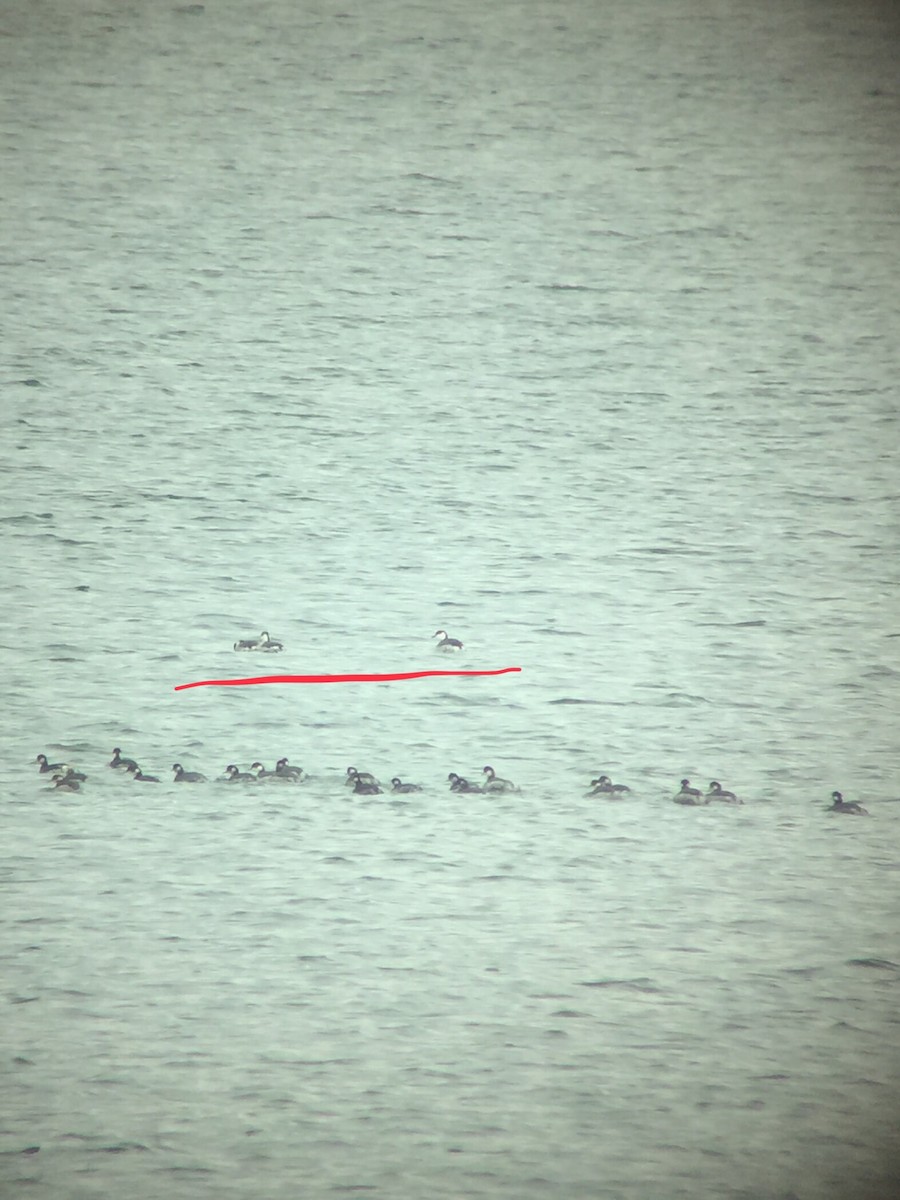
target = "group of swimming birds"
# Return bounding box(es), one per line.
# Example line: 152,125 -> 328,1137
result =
34,752 -> 868,813
35,630 -> 869,814
232,629 -> 465,654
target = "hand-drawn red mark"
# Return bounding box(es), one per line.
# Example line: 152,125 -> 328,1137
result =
174,667 -> 521,692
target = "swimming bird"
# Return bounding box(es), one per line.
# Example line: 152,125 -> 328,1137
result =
234,631 -> 283,652
433,630 -> 463,651
828,791 -> 868,815
706,781 -> 741,804
36,753 -> 69,774
225,764 -> 256,782
391,777 -> 422,793
250,761 -> 276,778
172,763 -> 207,782
588,774 -> 631,795
346,767 -> 379,788
673,779 -> 707,805
448,772 -> 483,793
53,767 -> 86,783
110,748 -> 139,771
482,765 -> 516,792
130,768 -> 160,782
52,774 -> 81,793
353,778 -> 382,795
275,757 -> 305,780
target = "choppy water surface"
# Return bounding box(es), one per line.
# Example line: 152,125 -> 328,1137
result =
2,1 -> 899,1197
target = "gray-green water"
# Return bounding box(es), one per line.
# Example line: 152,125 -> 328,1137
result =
3,1 -> 899,1197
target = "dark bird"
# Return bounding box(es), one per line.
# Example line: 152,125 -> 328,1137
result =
448,772 -> 483,793
36,753 -> 69,774
482,765 -> 516,793
588,774 -> 631,795
172,763 -> 207,783
250,761 -> 276,778
673,779 -> 706,806
225,764 -> 256,782
234,631 -> 283,652
346,766 -> 379,788
828,790 -> 868,815
391,777 -> 422,793
433,629 -> 463,651
110,748 -> 139,771
54,767 -> 86,782
275,757 -> 305,780
706,781 -> 741,804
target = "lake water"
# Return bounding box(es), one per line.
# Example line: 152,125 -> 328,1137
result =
2,1 -> 899,1197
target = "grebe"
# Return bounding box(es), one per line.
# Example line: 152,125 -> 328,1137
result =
673,779 -> 706,805
353,778 -> 382,795
448,772 -> 483,793
346,767 -> 379,788
391,777 -> 422,793
706,781 -> 741,804
131,768 -> 160,782
225,764 -> 256,782
172,763 -> 207,782
433,630 -> 463,651
275,757 -> 305,780
482,765 -> 516,792
234,631 -> 283,652
36,753 -> 69,774
110,748 -> 139,771
54,767 -> 86,782
828,791 -> 868,815
588,774 -> 631,795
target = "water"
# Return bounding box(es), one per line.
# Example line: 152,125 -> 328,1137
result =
2,1 -> 899,1196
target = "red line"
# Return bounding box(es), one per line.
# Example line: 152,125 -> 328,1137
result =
174,667 -> 522,692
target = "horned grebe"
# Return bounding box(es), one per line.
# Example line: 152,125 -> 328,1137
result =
448,772 -> 483,793
275,757 -> 305,780
828,791 -> 868,815
353,778 -> 382,795
346,767 -> 379,788
482,765 -> 516,792
110,748 -> 139,771
433,630 -> 463,651
36,753 -> 69,774
391,777 -> 422,793
706,781 -> 741,804
588,774 -> 631,795
172,763 -> 207,782
225,764 -> 256,782
131,768 -> 160,782
54,767 -> 86,782
673,779 -> 706,805
234,631 -> 283,652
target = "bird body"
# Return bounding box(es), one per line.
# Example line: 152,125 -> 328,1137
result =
673,779 -> 706,805
110,748 -> 139,771
706,781 -> 741,804
482,765 -> 516,793
829,791 -> 868,815
172,763 -> 207,783
391,777 -> 422,793
234,631 -> 283,652
433,630 -> 463,651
